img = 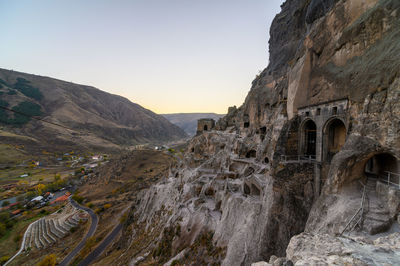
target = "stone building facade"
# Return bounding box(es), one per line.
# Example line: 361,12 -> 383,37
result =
196,118 -> 215,135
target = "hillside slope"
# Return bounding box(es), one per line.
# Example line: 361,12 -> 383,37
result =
93,1 -> 400,265
162,113 -> 224,136
0,68 -> 187,152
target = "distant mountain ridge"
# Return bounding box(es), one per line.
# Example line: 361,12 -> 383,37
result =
162,113 -> 225,136
0,68 -> 187,152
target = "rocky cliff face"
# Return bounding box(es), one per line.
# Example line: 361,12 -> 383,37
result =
108,1 -> 400,265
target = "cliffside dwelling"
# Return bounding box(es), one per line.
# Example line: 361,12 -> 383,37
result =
196,118 -> 215,135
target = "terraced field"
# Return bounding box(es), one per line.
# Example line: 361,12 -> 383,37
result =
24,203 -> 88,250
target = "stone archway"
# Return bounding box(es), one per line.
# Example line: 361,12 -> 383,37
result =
323,118 -> 346,162
365,153 -> 399,183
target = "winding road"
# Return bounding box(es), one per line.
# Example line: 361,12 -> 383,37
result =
59,198 -> 98,266
77,223 -> 123,266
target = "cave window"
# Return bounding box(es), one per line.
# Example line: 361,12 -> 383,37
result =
244,122 -> 250,128
246,150 -> 257,158
191,147 -> 194,153
302,120 -> 317,157
244,183 -> 250,195
203,125 -> 208,131
264,157 -> 269,164
316,108 -> 321,116
305,111 -> 310,117
365,153 -> 399,184
251,184 -> 261,196
260,127 -> 266,134
324,118 -> 346,162
332,106 -> 338,115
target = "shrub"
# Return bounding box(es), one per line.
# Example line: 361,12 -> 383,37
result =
72,194 -> 84,204
87,202 -> 94,208
0,223 -> 6,237
103,203 -> 111,209
37,254 -> 57,266
0,256 -> 10,264
13,77 -> 43,101
1,201 -> 10,207
7,89 -> 16,95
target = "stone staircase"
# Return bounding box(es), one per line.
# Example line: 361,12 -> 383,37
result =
363,178 -> 392,235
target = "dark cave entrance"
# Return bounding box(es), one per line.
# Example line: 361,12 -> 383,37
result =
246,150 -> 257,158
365,153 -> 399,184
203,125 -> 208,131
324,118 -> 346,162
303,120 -> 316,157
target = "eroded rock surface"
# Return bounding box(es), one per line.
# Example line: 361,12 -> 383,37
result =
105,0 -> 400,265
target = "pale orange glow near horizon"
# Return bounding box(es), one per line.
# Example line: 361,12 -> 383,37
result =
0,0 -> 284,114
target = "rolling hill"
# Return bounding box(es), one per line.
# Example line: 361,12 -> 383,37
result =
0,68 -> 187,152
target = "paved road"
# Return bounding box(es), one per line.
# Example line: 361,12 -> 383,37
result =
77,223 -> 123,266
59,198 -> 98,266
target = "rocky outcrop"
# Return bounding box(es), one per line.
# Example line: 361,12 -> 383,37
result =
107,0 -> 400,265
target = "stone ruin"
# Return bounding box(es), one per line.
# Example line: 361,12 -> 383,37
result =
196,118 -> 215,135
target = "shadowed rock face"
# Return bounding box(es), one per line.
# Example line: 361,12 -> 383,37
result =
105,0 -> 400,265
306,0 -> 339,24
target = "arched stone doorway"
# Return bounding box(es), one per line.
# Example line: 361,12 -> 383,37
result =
302,119 -> 317,157
323,118 -> 346,162
365,153 -> 399,183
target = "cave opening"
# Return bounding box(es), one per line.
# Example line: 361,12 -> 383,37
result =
251,184 -> 261,196
244,183 -> 250,195
302,120 -> 316,157
365,153 -> 399,184
203,125 -> 208,131
324,118 -> 346,162
246,150 -> 257,158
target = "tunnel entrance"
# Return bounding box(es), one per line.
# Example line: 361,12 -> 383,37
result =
244,183 -> 250,195
303,120 -> 316,156
325,119 -> 346,162
251,184 -> 261,196
246,150 -> 257,158
365,153 -> 399,184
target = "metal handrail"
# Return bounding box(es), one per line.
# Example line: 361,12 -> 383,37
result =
280,155 -> 317,163
340,183 -> 366,236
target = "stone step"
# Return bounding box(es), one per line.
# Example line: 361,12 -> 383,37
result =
64,219 -> 76,228
44,219 -> 56,243
24,224 -> 32,250
55,219 -> 68,235
363,218 -> 392,235
29,222 -> 36,249
70,215 -> 80,224
50,219 -> 65,237
41,223 -> 52,245
57,219 -> 70,232
38,219 -> 48,247
34,222 -> 42,249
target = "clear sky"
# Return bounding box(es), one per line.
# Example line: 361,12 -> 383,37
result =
0,0 -> 284,114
